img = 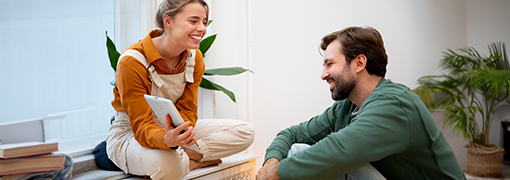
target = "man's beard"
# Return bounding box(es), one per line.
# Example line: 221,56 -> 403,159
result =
330,69 -> 356,101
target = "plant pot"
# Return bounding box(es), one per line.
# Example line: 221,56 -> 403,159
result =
465,144 -> 506,178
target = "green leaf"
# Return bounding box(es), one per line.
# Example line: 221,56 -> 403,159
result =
200,78 -> 236,102
415,41 -> 510,146
199,34 -> 217,55
204,67 -> 253,76
412,86 -> 437,110
106,31 -> 121,72
110,115 -> 115,125
207,20 -> 213,27
470,68 -> 510,101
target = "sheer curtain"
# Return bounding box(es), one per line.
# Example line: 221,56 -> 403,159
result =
0,0 -> 141,154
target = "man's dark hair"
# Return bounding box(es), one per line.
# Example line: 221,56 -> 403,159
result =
320,26 -> 388,77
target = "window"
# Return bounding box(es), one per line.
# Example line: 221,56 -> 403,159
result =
0,0 -> 141,154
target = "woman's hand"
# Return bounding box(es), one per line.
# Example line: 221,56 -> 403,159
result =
163,114 -> 197,148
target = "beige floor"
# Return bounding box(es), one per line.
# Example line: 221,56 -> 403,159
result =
465,164 -> 510,180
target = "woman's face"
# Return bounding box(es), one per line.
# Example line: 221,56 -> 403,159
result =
166,3 -> 207,50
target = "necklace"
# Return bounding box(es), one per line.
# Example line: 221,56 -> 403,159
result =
166,60 -> 176,71
165,54 -> 181,71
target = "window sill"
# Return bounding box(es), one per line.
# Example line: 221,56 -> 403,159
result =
53,133 -> 107,157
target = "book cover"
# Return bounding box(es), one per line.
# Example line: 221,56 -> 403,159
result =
0,154 -> 65,176
0,141 -> 58,159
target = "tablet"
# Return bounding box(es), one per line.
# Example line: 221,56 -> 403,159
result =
144,94 -> 203,154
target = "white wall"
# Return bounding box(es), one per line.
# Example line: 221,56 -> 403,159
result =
466,0 -> 510,51
208,0 -> 475,169
465,0 -> 510,168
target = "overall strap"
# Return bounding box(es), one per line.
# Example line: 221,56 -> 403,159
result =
118,49 -> 164,87
185,49 -> 196,83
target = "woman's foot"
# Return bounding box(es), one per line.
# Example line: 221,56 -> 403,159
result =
184,147 -> 222,170
183,148 -> 203,161
189,159 -> 222,170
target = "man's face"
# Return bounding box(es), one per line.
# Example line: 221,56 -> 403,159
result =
321,40 -> 356,101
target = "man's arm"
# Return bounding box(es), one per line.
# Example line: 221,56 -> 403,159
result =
264,102 -> 345,163
257,158 -> 280,180
276,96 -> 410,179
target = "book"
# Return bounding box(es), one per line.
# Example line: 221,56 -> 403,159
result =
0,142 -> 58,159
0,154 -> 65,176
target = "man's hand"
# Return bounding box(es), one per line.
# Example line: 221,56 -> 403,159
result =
257,158 -> 280,180
163,114 -> 197,148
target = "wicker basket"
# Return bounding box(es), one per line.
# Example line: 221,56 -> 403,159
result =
465,144 -> 506,178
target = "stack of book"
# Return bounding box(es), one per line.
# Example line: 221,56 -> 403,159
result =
0,140 -> 64,179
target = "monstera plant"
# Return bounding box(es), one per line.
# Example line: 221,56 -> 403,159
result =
106,20 -> 252,103
413,42 -> 510,177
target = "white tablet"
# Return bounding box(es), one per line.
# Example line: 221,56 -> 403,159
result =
144,94 -> 203,154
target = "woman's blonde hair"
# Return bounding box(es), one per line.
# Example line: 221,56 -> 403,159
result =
155,0 -> 209,29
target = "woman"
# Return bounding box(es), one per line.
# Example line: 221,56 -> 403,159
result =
106,0 -> 255,179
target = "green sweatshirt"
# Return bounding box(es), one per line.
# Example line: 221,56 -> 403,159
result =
264,78 -> 465,180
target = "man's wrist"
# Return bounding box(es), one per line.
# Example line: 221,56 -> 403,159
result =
263,157 -> 280,166
272,161 -> 280,180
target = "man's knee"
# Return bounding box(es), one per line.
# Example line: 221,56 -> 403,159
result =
288,143 -> 311,157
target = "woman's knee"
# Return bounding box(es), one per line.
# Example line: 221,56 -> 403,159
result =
233,121 -> 255,147
149,163 -> 188,180
134,148 -> 190,180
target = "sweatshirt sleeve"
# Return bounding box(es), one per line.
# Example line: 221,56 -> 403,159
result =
115,56 -> 172,150
276,97 -> 410,180
264,102 -> 343,163
175,49 -> 205,127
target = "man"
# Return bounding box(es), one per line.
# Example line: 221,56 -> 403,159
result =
257,26 -> 465,180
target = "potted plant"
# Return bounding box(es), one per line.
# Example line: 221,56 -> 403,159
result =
413,42 -> 510,178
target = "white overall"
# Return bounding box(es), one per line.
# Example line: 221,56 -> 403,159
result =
106,49 -> 255,180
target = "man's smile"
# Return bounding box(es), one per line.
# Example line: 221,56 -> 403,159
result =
327,77 -> 335,90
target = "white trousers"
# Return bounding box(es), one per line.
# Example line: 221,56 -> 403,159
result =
288,144 -> 386,180
107,112 -> 255,180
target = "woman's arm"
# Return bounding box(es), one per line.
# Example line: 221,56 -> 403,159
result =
116,56 -> 174,150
